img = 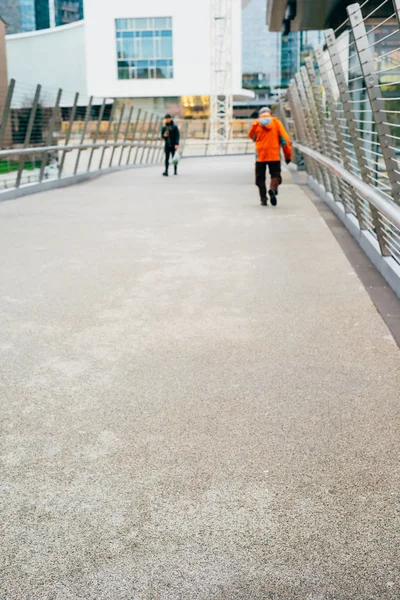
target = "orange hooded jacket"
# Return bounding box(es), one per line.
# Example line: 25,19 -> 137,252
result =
248,116 -> 292,163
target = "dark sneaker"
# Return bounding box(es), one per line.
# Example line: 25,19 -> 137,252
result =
260,197 -> 267,206
268,189 -> 277,206
162,172 -> 168,177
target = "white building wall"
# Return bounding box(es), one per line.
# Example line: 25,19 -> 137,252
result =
84,0 -> 243,98
6,21 -> 87,96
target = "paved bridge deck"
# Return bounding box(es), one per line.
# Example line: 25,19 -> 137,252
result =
1,156 -> 399,599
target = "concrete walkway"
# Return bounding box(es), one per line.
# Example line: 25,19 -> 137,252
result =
0,156 -> 399,600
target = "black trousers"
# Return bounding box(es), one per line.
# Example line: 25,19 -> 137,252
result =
165,146 -> 176,173
255,161 -> 282,198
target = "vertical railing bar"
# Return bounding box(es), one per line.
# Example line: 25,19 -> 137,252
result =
119,105 -> 134,166
109,104 -> 125,168
99,101 -> 116,171
289,81 -> 318,179
302,63 -> 333,193
127,108 -> 142,166
295,72 -> 325,185
87,98 -> 106,172
0,79 -> 15,149
314,46 -> 368,227
144,114 -> 157,164
140,113 -> 154,164
39,88 -> 62,183
59,91 -> 79,179
133,111 -> 148,165
74,95 -> 93,175
16,84 -> 41,188
348,3 -> 400,206
326,28 -> 389,254
150,117 -> 161,163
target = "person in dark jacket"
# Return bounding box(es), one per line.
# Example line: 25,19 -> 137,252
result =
161,114 -> 180,176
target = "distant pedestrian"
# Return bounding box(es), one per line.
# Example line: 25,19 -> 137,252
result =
248,107 -> 292,206
161,114 -> 180,176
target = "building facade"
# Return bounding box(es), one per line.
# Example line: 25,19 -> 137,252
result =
83,0 -> 244,111
0,0 -> 83,33
6,0 -> 249,115
240,0 -> 323,114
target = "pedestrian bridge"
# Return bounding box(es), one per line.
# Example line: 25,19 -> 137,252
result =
1,155 -> 399,599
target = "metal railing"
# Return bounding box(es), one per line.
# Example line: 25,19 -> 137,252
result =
284,0 -> 400,292
0,79 -> 253,197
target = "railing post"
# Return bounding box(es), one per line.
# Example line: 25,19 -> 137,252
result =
39,88 -> 62,183
133,111 -> 148,165
347,2 -> 400,205
156,118 -> 166,163
325,29 -> 390,255
294,73 -> 325,184
140,113 -> 154,164
59,92 -> 79,179
74,95 -> 93,175
87,98 -> 106,172
313,48 -> 366,224
0,78 -> 15,149
109,103 -> 125,168
144,115 -> 157,164
127,108 -> 141,166
119,105 -> 134,166
288,81 -> 318,179
16,84 -> 41,188
301,64 -> 333,193
98,102 -> 116,171
150,117 -> 161,163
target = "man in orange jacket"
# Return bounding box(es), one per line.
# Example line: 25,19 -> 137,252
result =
248,106 -> 292,206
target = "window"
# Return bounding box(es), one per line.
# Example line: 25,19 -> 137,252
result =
115,17 -> 174,80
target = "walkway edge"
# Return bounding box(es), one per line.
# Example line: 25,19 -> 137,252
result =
308,175 -> 400,300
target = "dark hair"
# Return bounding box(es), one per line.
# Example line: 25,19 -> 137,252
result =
164,114 -> 172,119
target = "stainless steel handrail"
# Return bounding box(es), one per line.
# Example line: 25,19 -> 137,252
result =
0,140 -> 160,158
294,142 -> 400,231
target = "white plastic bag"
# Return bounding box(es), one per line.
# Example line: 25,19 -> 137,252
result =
172,151 -> 180,166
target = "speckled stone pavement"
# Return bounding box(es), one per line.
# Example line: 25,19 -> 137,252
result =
0,156 -> 399,600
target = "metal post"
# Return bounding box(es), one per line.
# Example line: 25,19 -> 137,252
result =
59,92 -> 79,179
140,113 -> 154,164
314,46 -> 367,227
119,105 -> 134,166
325,29 -> 389,254
87,99 -> 106,172
0,79 -> 15,149
133,111 -> 148,165
289,81 -> 318,179
126,108 -> 141,166
16,84 -> 41,188
144,115 -> 157,164
347,3 -> 400,205
295,72 -> 325,185
109,104 -> 125,168
155,119 -> 165,164
74,96 -> 93,175
304,59 -> 338,189
99,102 -> 116,171
39,88 -> 62,183
156,118 -> 166,163
150,117 -> 161,163
301,64 -> 332,193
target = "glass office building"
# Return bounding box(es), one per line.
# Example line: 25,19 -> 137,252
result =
116,17 -> 174,80
20,0 -> 36,31
242,0 -> 281,93
0,0 -> 84,33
